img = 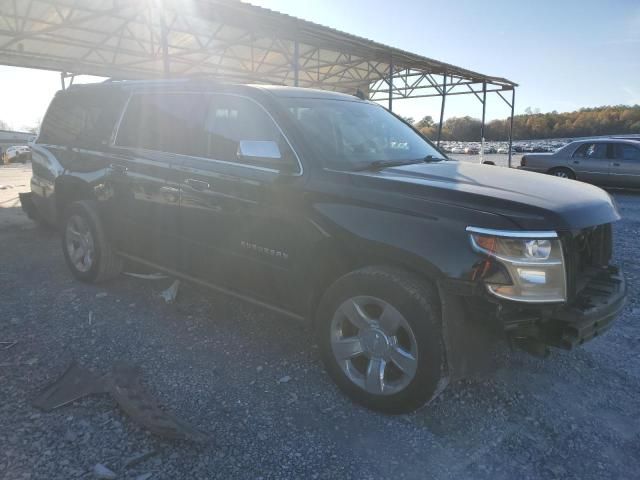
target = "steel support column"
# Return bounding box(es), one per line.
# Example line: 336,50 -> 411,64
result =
388,56 -> 393,111
480,81 -> 486,160
508,88 -> 516,168
160,7 -> 170,76
436,74 -> 447,146
60,72 -> 66,90
293,40 -> 299,87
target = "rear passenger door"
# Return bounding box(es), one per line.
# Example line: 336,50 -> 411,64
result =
611,143 -> 640,188
570,142 -> 611,184
107,92 -> 210,268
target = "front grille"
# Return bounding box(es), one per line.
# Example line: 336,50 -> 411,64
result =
563,224 -> 612,302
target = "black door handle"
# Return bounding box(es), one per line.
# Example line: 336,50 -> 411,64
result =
612,162 -> 621,167
184,178 -> 210,190
572,160 -> 580,164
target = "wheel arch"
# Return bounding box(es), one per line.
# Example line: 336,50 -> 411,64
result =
54,176 -> 97,223
306,237 -> 443,323
547,166 -> 576,178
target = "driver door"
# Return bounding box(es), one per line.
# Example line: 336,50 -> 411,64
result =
175,93 -> 306,310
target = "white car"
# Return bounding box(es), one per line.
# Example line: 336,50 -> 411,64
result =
3,145 -> 31,164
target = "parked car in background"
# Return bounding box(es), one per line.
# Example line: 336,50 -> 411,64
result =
519,138 -> 640,188
21,80 -> 626,413
3,145 -> 31,164
483,145 -> 496,154
464,145 -> 479,154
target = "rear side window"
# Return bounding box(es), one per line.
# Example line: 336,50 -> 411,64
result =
614,143 -> 640,161
39,89 -> 127,147
116,92 -> 296,169
116,93 -> 210,156
572,143 -> 607,159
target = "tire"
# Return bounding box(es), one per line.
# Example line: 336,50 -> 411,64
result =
61,200 -> 122,283
316,266 -> 447,414
549,167 -> 575,179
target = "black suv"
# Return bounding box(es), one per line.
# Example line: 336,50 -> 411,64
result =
22,79 -> 627,413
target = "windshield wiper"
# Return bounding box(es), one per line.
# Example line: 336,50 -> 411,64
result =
354,160 -> 421,171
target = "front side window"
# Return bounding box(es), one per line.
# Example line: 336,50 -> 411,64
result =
204,95 -> 296,169
285,98 -> 445,170
614,143 -> 640,161
573,143 -> 607,159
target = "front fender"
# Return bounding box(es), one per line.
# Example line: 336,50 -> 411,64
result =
311,201 -> 509,283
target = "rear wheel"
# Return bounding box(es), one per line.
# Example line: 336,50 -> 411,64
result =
316,266 -> 448,413
549,167 -> 575,179
61,200 -> 122,283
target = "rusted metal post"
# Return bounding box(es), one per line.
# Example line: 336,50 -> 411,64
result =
436,74 -> 447,146
388,56 -> 393,111
508,88 -> 516,168
293,40 -> 299,87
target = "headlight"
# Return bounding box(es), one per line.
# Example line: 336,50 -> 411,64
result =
467,227 -> 566,303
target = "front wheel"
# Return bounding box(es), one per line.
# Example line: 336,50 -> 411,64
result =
61,200 -> 122,283
549,167 -> 575,179
316,266 -> 448,413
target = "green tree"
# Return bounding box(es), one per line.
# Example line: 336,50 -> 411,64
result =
415,115 -> 434,129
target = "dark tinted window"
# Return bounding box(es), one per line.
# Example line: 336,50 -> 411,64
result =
39,89 -> 126,147
614,143 -> 640,161
117,92 -> 296,169
572,143 -> 607,159
204,95 -> 289,166
116,93 -> 210,156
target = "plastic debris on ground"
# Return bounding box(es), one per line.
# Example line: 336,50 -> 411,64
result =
159,280 -> 180,304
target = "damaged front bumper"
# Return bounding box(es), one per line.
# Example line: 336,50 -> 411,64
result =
541,267 -> 626,349
504,266 -> 626,351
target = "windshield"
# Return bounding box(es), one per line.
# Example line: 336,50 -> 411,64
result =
285,98 -> 446,169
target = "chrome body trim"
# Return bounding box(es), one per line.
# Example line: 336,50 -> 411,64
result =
466,226 -> 558,239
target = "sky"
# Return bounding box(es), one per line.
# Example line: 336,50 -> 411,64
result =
0,0 -> 639,131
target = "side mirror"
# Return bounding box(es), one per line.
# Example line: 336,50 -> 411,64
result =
237,140 -> 282,162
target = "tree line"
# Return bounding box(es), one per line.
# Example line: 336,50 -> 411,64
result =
407,105 -> 640,141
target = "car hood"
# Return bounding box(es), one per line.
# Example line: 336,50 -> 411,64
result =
353,161 -> 620,231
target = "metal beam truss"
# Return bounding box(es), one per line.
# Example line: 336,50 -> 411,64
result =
0,0 -> 517,162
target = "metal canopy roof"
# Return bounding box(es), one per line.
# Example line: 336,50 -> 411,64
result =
0,0 -> 519,164
0,0 -> 516,97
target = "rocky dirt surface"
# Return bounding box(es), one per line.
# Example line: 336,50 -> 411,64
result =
0,165 -> 639,479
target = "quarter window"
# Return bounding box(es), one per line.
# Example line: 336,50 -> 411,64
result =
572,143 -> 607,159
39,90 -> 126,147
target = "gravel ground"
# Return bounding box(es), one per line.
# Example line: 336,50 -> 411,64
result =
1,165 -> 639,480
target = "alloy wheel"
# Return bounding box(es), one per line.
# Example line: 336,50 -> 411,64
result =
65,214 -> 95,273
330,296 -> 418,396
